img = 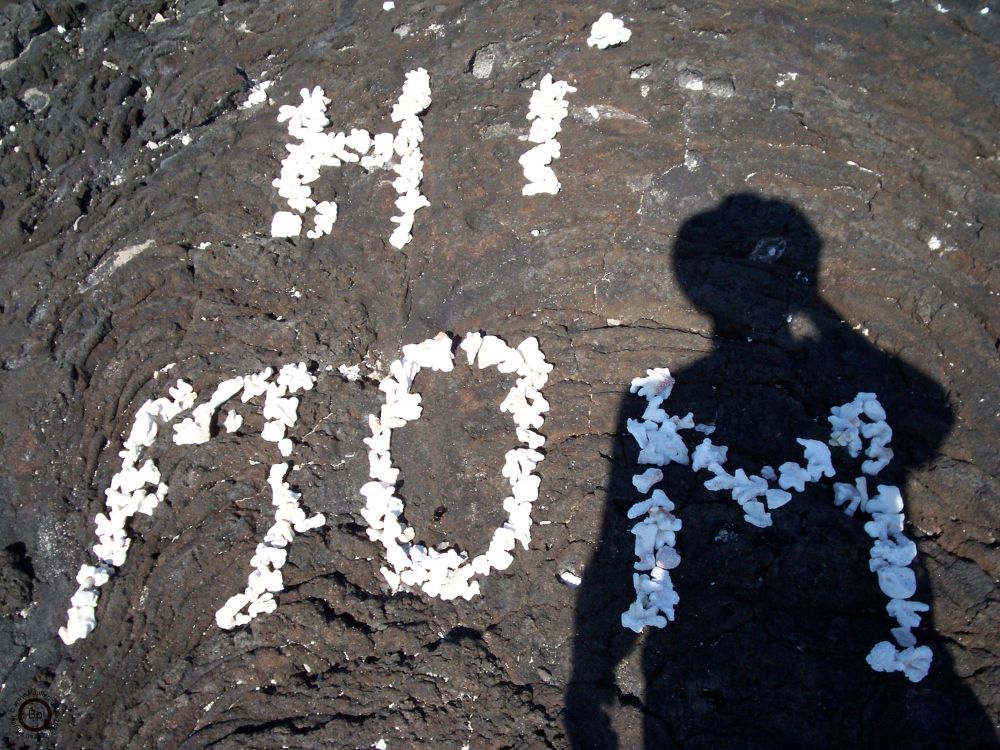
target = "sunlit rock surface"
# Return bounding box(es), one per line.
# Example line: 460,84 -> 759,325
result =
0,1 -> 997,748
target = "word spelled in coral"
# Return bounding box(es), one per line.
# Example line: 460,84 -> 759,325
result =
271,69 -> 431,249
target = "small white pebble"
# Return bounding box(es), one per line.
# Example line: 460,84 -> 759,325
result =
587,12 -> 632,49
560,571 -> 582,587
271,211 -> 302,238
338,364 -> 362,381
223,410 -> 243,433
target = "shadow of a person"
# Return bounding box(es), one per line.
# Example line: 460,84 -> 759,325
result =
565,193 -> 997,749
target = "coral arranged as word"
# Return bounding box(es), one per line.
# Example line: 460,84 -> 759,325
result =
270,69 -> 431,249
361,332 -> 552,601
59,350 -> 930,682
621,370 -> 933,682
59,364 -> 323,645
520,74 -> 576,196
261,23 -> 647,229
587,12 -> 632,49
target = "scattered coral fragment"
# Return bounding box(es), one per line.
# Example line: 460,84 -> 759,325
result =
587,12 -> 632,49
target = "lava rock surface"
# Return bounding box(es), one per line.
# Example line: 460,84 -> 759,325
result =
0,1 -> 997,748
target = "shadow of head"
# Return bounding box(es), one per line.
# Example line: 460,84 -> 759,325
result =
673,192 -> 823,337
